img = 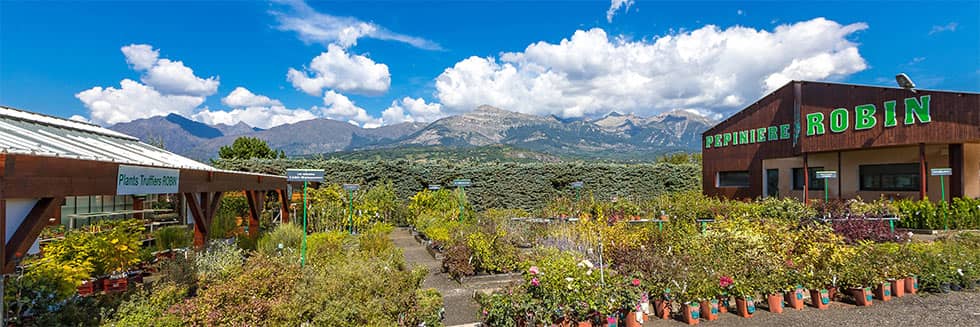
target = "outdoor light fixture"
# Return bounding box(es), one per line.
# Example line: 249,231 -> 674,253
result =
896,73 -> 917,93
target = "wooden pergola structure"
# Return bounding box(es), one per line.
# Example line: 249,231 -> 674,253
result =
0,106 -> 291,273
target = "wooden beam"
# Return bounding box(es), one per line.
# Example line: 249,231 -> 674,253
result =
245,191 -> 264,238
207,191 -> 223,224
803,153 -> 809,203
4,197 -> 61,273
278,189 -> 290,224
185,193 -> 207,249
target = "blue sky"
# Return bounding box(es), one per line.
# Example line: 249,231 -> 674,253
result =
1,0 -> 977,128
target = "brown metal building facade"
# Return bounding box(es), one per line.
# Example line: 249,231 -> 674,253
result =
702,81 -> 980,201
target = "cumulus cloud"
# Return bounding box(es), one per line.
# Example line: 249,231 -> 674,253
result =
381,97 -> 445,124
76,79 -> 205,125
222,86 -> 282,107
270,0 -> 442,50
929,22 -> 958,35
287,44 -> 391,96
607,0 -> 635,23
435,17 -> 868,118
194,106 -> 316,129
320,90 -> 382,128
68,115 -> 91,123
76,44 -> 219,125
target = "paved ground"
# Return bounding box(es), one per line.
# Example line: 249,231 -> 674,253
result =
392,228 -> 980,326
391,228 -> 515,326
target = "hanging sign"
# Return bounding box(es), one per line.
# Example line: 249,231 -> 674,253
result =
117,165 -> 179,195
815,171 -> 838,179
286,169 -> 324,182
930,168 -> 952,176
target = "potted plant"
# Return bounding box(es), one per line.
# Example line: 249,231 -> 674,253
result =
839,242 -> 878,306
728,277 -> 756,318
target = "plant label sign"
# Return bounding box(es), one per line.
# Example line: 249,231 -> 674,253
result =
428,184 -> 441,190
286,169 -> 324,182
342,184 -> 360,191
453,179 -> 472,187
571,181 -> 584,188
117,165 -> 179,195
815,170 -> 837,179
930,168 -> 952,176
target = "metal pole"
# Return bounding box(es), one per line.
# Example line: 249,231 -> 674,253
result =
301,181 -> 307,267
889,219 -> 895,233
824,179 -> 829,203
458,186 -> 465,222
348,190 -> 354,234
941,176 -> 947,231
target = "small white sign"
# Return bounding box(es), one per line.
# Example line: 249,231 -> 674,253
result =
930,168 -> 952,176
815,170 -> 837,179
117,165 -> 179,195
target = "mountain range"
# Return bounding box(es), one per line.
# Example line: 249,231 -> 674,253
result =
109,105 -> 716,161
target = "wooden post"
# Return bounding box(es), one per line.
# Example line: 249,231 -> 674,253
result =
245,190 -> 265,239
185,193 -> 207,249
837,151 -> 843,200
919,143 -> 927,200
278,189 -> 290,224
950,144 -> 964,199
4,197 -> 62,273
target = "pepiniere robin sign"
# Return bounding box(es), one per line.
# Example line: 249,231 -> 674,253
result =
704,95 -> 932,149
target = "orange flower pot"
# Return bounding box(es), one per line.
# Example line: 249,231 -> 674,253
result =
681,302 -> 700,325
735,296 -> 755,318
849,287 -> 873,306
624,311 -> 644,327
890,278 -> 905,298
654,299 -> 671,320
766,293 -> 784,313
577,321 -> 592,327
717,296 -> 729,313
809,289 -> 830,309
874,282 -> 892,302
785,288 -> 805,310
700,299 -> 719,321
905,277 -> 918,294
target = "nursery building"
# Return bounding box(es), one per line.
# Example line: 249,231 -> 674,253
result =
702,81 -> 979,201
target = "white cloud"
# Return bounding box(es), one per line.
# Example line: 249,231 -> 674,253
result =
76,44 -> 219,125
193,106 -> 316,129
76,79 -> 205,125
929,22 -> 958,35
606,0 -> 635,23
68,115 -> 91,123
222,87 -> 282,107
381,97 -> 445,124
121,44 -> 159,70
141,59 -> 219,96
320,90 -> 382,128
270,0 -> 441,50
435,18 -> 868,118
287,44 -> 391,96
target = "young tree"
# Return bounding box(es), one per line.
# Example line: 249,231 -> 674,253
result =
217,137 -> 285,160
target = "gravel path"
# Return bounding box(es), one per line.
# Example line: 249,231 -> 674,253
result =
641,291 -> 980,326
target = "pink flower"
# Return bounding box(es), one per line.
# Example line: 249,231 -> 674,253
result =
719,276 -> 734,288
531,277 -> 540,286
529,266 -> 539,275
631,278 -> 641,287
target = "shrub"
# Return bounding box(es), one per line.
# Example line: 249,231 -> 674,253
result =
104,282 -> 187,326
154,226 -> 192,252
257,223 -> 304,258
195,240 -> 244,286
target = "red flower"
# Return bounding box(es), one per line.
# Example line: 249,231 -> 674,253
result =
719,276 -> 734,288
531,277 -> 540,286
631,278 -> 641,287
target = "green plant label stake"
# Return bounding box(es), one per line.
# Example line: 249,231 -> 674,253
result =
301,180 -> 307,267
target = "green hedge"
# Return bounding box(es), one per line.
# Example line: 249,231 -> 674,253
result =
896,197 -> 980,230
213,159 -> 701,211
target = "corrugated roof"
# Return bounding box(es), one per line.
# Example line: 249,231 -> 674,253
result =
0,106 -> 215,171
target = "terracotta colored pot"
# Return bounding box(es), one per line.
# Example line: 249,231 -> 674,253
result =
735,296 -> 755,318
785,288 -> 805,310
551,318 -> 572,327
77,279 -> 98,296
717,296 -> 729,313
810,289 -> 830,309
849,287 -> 873,306
654,299 -> 671,320
624,311 -> 644,327
874,282 -> 892,302
828,286 -> 838,300
681,302 -> 700,325
905,276 -> 918,294
103,276 -> 128,293
577,321 -> 593,327
890,278 -> 905,298
700,299 -> 719,321
766,293 -> 784,313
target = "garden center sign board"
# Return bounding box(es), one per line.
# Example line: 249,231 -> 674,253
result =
116,165 -> 179,195
703,95 -> 932,149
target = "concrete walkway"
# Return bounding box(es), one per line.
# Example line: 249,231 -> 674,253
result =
391,227 -> 516,326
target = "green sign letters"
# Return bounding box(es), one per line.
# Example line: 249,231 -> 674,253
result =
705,95 -> 932,149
